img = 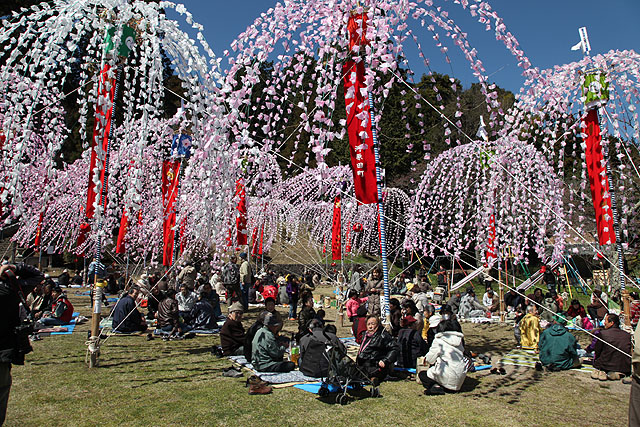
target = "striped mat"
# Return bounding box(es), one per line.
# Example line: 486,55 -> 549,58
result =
500,348 -> 594,373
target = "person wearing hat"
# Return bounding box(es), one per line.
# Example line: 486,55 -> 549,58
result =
537,313 -> 580,371
238,252 -> 253,311
396,315 -> 427,369
38,286 -> 74,326
220,302 -> 245,356
251,312 -> 294,373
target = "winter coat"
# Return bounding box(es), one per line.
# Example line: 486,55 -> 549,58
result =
111,294 -> 143,332
177,265 -> 197,289
352,316 -> 368,344
189,300 -> 216,330
346,297 -> 367,319
356,327 -> 398,366
220,317 -> 245,356
519,313 -> 541,349
251,326 -> 285,372
157,297 -> 179,328
539,324 -> 578,370
396,328 -> 427,369
0,279 -> 20,364
425,331 -> 467,391
299,329 -> 346,378
566,305 -> 587,319
297,306 -> 316,338
594,326 -> 631,374
458,294 -> 485,319
366,279 -> 384,316
51,294 -> 74,323
239,260 -> 253,286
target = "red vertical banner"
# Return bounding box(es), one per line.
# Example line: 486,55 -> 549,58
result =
162,160 -> 181,266
331,196 -> 342,261
343,14 -> 378,205
250,227 -> 259,256
583,110 -> 615,245
85,64 -> 117,219
179,217 -> 187,255
34,211 -> 44,248
115,209 -> 128,254
235,179 -> 248,245
345,221 -> 352,253
486,213 -> 497,262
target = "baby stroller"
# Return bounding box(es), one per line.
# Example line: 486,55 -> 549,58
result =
317,341 -> 380,404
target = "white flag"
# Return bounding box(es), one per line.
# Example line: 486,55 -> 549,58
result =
571,41 -> 582,51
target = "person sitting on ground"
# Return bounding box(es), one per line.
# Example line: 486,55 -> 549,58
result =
176,284 -> 197,322
566,299 -> 587,319
591,313 -> 631,381
188,291 -> 217,330
111,286 -> 147,333
146,286 -> 165,320
538,313 -> 580,371
401,299 -> 424,336
505,289 -> 524,313
157,289 -> 187,335
446,291 -> 462,315
409,284 -> 430,313
220,302 -> 245,356
296,294 -> 316,341
484,289 -> 500,314
57,269 -> 70,287
396,315 -> 427,369
177,260 -> 197,291
38,286 -> 74,326
243,297 -> 283,362
519,305 -> 541,350
550,290 -> 564,312
540,292 -> 559,324
422,304 -> 436,341
251,312 -> 294,373
346,289 -> 368,323
482,287 -> 495,308
458,290 -> 487,319
352,305 -> 369,344
356,315 -> 398,385
418,315 -> 467,395
26,282 -> 51,320
526,288 -> 544,308
418,275 -> 432,293
587,287 -> 609,324
197,282 -> 222,320
72,270 -> 83,287
629,292 -> 640,327
389,298 -> 402,337
299,319 -> 346,378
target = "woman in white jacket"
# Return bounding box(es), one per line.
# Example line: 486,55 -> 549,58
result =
418,316 -> 467,394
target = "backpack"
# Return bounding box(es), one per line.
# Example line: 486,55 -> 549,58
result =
221,263 -> 239,285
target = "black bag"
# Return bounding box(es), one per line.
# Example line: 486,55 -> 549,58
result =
12,320 -> 34,365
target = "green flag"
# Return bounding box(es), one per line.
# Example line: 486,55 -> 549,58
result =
104,25 -> 136,58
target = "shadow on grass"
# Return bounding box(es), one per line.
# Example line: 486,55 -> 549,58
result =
100,357 -> 159,368
128,366 -> 228,388
466,366 -> 544,404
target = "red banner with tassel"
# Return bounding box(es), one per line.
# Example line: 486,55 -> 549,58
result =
235,179 -> 248,245
583,109 -> 615,245
343,13 -> 378,205
115,209 -> 128,254
331,196 -> 342,260
162,160 -> 181,266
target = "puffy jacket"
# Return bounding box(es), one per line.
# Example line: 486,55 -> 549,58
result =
220,317 -> 245,356
396,328 -> 427,369
157,297 -> 179,328
539,324 -> 578,370
251,326 -> 285,372
425,331 -> 466,391
356,327 -> 398,366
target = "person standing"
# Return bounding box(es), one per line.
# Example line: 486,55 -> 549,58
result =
366,268 -> 384,317
221,255 -> 240,306
630,321 -> 640,425
238,253 -> 253,310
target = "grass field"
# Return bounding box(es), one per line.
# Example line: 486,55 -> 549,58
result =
3,286 -> 632,427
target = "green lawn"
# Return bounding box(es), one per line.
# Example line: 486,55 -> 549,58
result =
4,288 -> 631,427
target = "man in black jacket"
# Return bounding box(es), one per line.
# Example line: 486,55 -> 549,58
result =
299,319 -> 346,378
0,263 -> 43,425
111,286 -> 147,333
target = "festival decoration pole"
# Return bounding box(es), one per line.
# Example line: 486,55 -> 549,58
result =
367,93 -> 390,325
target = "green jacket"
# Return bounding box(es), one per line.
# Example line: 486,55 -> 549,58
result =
539,324 -> 577,370
251,326 -> 285,372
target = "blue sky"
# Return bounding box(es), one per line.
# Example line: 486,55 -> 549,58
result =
169,0 -> 640,93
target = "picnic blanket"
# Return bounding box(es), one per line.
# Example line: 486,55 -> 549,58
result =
500,348 -> 594,373
39,312 -> 80,336
228,355 -> 318,385
294,382 -> 357,394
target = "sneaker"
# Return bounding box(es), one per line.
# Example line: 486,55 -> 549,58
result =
249,383 -> 273,395
607,371 -> 621,381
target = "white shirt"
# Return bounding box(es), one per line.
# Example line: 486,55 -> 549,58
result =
176,291 -> 197,312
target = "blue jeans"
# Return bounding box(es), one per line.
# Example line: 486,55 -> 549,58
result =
39,317 -> 67,326
289,297 -> 298,319
240,283 -> 250,310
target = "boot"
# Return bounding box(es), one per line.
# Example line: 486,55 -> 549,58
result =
249,383 -> 273,395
